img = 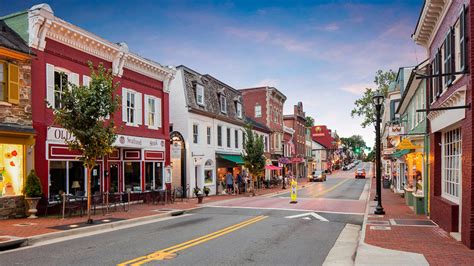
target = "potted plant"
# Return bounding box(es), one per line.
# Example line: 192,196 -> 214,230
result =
193,187 -> 204,204
203,186 -> 210,197
23,170 -> 43,218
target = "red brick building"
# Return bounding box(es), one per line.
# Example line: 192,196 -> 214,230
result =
311,125 -> 336,171
284,102 -> 306,177
3,4 -> 175,201
413,0 -> 473,248
240,86 -> 286,166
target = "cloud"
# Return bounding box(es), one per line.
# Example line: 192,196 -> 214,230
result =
339,83 -> 373,95
255,78 -> 280,87
317,22 -> 340,32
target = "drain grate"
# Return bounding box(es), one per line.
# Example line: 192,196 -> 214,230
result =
367,220 -> 390,225
390,219 -> 437,227
369,225 -> 391,230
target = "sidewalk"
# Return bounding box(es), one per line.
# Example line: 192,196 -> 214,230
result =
356,173 -> 474,265
0,180 -> 309,244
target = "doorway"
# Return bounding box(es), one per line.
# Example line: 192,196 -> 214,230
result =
108,163 -> 121,193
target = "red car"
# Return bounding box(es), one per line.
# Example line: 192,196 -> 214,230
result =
355,168 -> 366,179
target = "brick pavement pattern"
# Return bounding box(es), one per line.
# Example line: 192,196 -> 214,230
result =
364,172 -> 474,265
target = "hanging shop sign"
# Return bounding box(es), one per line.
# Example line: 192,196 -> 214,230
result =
388,126 -> 405,136
396,138 -> 422,150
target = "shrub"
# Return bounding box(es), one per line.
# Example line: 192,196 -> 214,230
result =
23,170 -> 42,197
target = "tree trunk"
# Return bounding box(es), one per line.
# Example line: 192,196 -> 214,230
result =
86,167 -> 93,224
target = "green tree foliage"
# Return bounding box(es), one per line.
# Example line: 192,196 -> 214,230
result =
351,70 -> 396,128
340,135 -> 367,150
23,170 -> 42,197
305,116 -> 315,128
365,150 -> 375,162
242,125 -> 265,193
51,62 -> 119,223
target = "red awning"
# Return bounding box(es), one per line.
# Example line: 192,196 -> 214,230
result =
265,165 -> 282,170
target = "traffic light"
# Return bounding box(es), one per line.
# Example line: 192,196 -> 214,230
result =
355,147 -> 360,154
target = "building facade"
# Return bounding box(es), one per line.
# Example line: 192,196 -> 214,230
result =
169,65 -> 247,196
311,125 -> 336,171
3,4 -> 175,201
0,19 -> 34,218
413,0 -> 473,247
284,102 -> 307,177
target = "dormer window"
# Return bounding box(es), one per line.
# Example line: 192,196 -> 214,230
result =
255,104 -> 262,118
196,84 -> 204,106
236,102 -> 242,118
220,94 -> 227,113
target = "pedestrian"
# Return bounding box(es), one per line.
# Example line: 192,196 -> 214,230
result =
237,172 -> 243,194
226,170 -> 233,194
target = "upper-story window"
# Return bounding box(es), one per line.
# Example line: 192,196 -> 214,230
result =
207,127 -> 212,145
145,95 -> 162,129
443,29 -> 454,86
264,136 -> 268,152
236,102 -> 242,118
255,104 -> 262,118
46,64 -> 79,109
217,126 -> 222,146
0,62 -> 20,104
220,95 -> 227,113
193,124 -> 199,144
226,127 -> 231,147
235,129 -> 239,148
196,84 -> 204,106
54,71 -> 68,109
122,88 -> 142,126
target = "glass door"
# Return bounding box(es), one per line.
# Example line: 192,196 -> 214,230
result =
109,163 -> 120,193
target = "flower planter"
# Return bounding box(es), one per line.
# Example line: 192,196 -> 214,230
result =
197,196 -> 204,204
25,197 -> 41,219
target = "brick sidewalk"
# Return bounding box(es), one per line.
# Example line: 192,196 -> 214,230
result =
0,181 -> 307,239
364,175 -> 474,265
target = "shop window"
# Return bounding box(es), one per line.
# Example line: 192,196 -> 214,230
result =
442,128 -> 462,203
145,162 -> 163,190
204,169 -> 213,185
49,161 -> 67,199
124,162 -> 141,192
0,144 -> 24,197
217,126 -> 222,146
69,161 -> 85,196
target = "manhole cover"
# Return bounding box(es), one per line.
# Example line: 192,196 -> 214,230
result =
369,225 -> 391,230
13,223 -> 37,227
367,220 -> 390,225
391,219 -> 437,226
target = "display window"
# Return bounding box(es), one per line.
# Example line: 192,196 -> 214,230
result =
145,162 -> 163,190
124,161 -> 141,192
49,160 -> 86,199
0,144 -> 24,197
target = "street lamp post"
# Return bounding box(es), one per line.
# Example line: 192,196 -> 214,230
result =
372,92 -> 385,215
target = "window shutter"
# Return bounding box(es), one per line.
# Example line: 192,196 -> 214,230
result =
69,72 -> 79,87
122,88 -> 127,122
144,95 -> 149,126
136,92 -> 142,125
450,27 -> 455,84
7,63 -> 20,104
46,63 -> 55,106
428,63 -> 433,104
156,98 -> 162,128
460,4 -> 467,71
83,75 -> 91,86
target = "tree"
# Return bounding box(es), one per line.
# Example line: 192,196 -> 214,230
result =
305,116 -> 315,128
351,70 -> 396,128
341,135 -> 367,159
365,150 -> 375,162
51,62 -> 119,224
242,125 -> 266,195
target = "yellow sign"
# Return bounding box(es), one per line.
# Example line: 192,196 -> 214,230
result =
290,179 -> 298,203
396,138 -> 422,150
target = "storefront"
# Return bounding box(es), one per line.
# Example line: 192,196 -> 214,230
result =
216,153 -> 244,193
46,127 -> 167,200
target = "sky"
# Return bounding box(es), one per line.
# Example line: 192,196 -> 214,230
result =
1,0 -> 426,147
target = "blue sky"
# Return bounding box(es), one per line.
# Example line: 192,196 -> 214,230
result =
2,1 -> 425,146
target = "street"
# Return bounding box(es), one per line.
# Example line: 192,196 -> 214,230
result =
0,163 -> 370,266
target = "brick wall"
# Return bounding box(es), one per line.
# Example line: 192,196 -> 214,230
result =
0,59 -> 32,126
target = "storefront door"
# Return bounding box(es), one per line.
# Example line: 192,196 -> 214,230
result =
108,163 -> 121,193
91,164 -> 101,195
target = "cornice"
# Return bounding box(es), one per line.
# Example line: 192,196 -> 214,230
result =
412,0 -> 453,48
427,87 -> 466,120
27,4 -> 175,87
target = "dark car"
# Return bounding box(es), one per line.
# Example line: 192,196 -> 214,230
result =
310,170 -> 327,182
355,168 -> 366,179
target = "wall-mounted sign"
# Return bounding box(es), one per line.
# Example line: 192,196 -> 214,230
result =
388,126 -> 405,136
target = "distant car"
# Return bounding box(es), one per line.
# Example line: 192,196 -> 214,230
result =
342,165 -> 348,170
310,170 -> 327,182
355,168 -> 366,179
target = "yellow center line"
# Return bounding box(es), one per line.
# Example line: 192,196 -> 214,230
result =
312,178 -> 350,197
118,215 -> 268,266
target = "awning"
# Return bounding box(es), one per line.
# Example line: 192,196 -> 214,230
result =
217,153 -> 244,164
393,149 -> 411,158
265,165 -> 282,170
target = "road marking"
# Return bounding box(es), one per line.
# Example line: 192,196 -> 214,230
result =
204,205 -> 365,216
312,178 -> 351,197
117,215 -> 268,266
285,212 -> 329,222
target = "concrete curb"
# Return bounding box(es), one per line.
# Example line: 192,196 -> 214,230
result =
25,210 -> 184,246
323,224 -> 361,266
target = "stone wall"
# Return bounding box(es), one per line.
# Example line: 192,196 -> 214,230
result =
0,196 -> 25,219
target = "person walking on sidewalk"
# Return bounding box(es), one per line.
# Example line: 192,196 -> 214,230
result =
237,172 -> 243,194
226,170 -> 233,194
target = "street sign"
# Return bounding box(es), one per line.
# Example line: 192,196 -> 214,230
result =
290,179 -> 297,204
285,212 -> 329,222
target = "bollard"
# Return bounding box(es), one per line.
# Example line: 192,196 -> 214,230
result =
290,179 -> 298,204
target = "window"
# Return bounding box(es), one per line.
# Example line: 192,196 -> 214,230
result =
220,95 -> 227,113
207,127 -> 212,145
236,102 -> 242,118
145,96 -> 161,128
243,131 -> 246,146
145,162 -> 163,190
264,136 -> 268,152
443,28 -> 454,86
255,104 -> 262,117
0,62 -> 6,101
204,169 -> 213,184
0,144 -> 24,197
235,130 -> 239,148
124,162 -> 141,192
49,161 -> 86,199
0,62 -> 20,104
54,71 -> 68,109
227,128 -> 231,147
122,88 -> 142,126
460,5 -> 467,71
217,126 -> 222,146
193,124 -> 199,144
196,84 -> 204,105
126,91 -> 135,124
442,128 -> 462,203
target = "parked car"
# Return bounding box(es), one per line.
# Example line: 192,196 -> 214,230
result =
342,165 -> 348,170
310,170 -> 327,182
355,168 -> 366,179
